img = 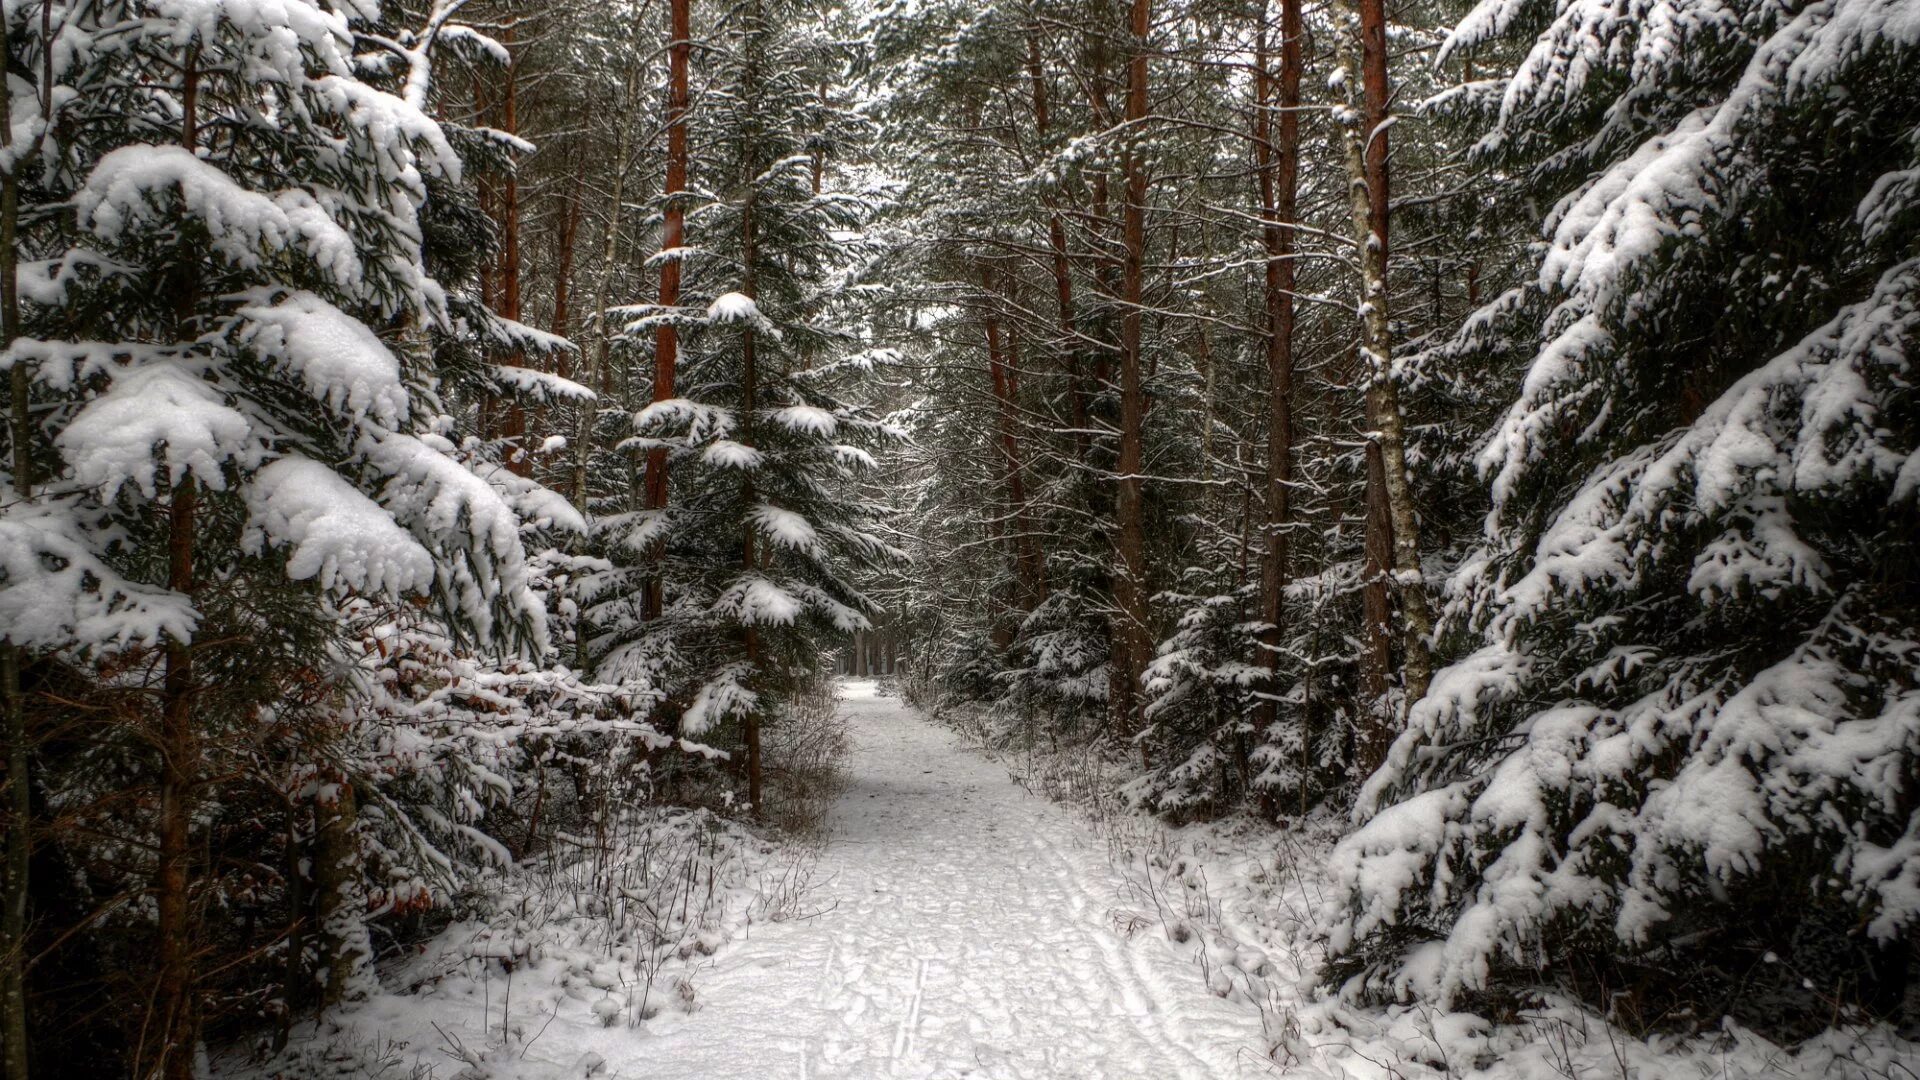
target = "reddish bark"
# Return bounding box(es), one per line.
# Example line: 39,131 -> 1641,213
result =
642,0 -> 692,622
1112,0 -> 1152,742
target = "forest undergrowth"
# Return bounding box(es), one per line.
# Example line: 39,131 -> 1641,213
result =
219,688 -> 851,1080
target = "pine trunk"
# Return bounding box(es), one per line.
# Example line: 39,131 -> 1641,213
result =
740,147 -> 764,821
981,268 -> 1046,610
1111,0 -> 1153,744
497,29 -> 530,476
642,0 -> 692,623
1254,0 -> 1302,760
150,68 -> 202,1080
1024,30 -> 1089,447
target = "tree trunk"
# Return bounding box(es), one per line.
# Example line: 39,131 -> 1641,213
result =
642,0 -> 692,624
150,64 -> 202,1080
569,20 -> 652,675
1111,0 -> 1153,744
313,778 -> 368,1007
0,5 -> 32,1068
1254,0 -> 1303,764
1337,0 -> 1435,717
739,120 -> 765,821
981,268 -> 1046,610
574,12 -> 651,513
152,475 -> 198,1080
495,28 -> 529,475
1359,441 -> 1395,734
551,174 -> 583,348
1024,29 -> 1089,448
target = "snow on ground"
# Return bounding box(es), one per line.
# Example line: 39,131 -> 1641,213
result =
237,680 -> 1920,1080
238,680 -> 1266,1079
612,678 -> 1268,1078
983,737 -> 1920,1080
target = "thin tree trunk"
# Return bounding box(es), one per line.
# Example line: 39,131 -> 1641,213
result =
0,3 -> 32,1068
574,27 -> 650,517
1254,0 -> 1302,773
981,268 -> 1046,610
153,476 -> 197,1080
497,27 -> 530,475
1359,440 -> 1394,725
642,0 -> 692,624
151,63 -> 202,1080
550,174 -> 583,349
1111,0 -> 1153,745
1001,322 -> 1048,604
1024,29 -> 1088,447
739,92 -> 765,819
1337,0 -> 1435,717
569,18 -> 658,677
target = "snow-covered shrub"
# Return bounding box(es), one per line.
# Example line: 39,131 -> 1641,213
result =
1325,0 -> 1920,1031
1132,588 -> 1267,817
998,582 -> 1115,740
759,672 -> 852,834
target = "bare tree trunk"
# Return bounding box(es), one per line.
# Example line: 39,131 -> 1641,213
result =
573,5 -> 653,513
574,108 -> 632,512
981,268 -> 1046,609
1336,0 -> 1435,718
1111,0 -> 1153,746
1359,441 -> 1395,737
1024,29 -> 1089,448
739,106 -> 765,819
497,27 -> 530,475
551,174 -> 583,348
642,0 -> 692,624
1254,0 -> 1302,764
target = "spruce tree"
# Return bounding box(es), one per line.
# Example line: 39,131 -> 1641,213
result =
0,1 -> 566,1066
1328,0 -> 1920,1025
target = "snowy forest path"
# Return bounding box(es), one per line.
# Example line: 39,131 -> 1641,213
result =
630,679 -> 1268,1079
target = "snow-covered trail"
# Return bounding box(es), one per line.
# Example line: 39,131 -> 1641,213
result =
632,679 -> 1267,1079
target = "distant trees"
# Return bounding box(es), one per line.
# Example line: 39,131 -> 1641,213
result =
870,0 -> 1464,809
868,0 -> 1917,1034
